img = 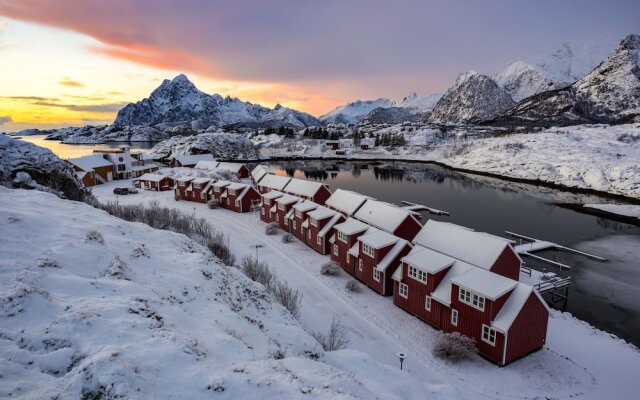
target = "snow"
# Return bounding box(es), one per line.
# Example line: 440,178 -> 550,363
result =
307,205 -> 338,221
86,180 -> 640,399
413,220 -> 515,271
431,263 -> 475,306
293,200 -> 319,213
401,245 -> 456,274
217,162 -> 247,174
174,153 -> 216,165
324,189 -> 372,216
584,204 -> 640,219
137,173 -> 168,182
65,154 -> 113,171
451,267 -> 518,301
261,190 -> 284,201
318,214 -> 343,238
284,177 -> 327,198
258,174 -> 291,191
377,240 -> 410,272
358,228 -> 400,249
149,132 -> 259,161
334,217 -> 370,236
251,164 -> 272,183
275,194 -> 301,206
354,199 -> 417,234
320,98 -> 395,124
492,283 -> 549,334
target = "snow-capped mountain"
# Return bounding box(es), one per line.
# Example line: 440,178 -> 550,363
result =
429,71 -> 516,124
148,131 -> 259,161
114,74 -> 320,129
319,98 -> 394,124
397,92 -> 443,111
494,34 -> 640,126
360,107 -> 419,125
495,61 -> 563,102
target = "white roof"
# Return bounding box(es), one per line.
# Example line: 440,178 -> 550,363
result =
194,160 -> 220,170
131,164 -> 159,172
318,213 -> 343,238
259,174 -> 291,191
334,217 -> 371,236
401,245 -> 456,275
293,200 -> 319,213
213,180 -> 232,188
354,199 -> 419,234
391,266 -> 403,282
358,228 -> 400,249
324,189 -> 372,216
451,267 -> 517,300
217,162 -> 247,173
262,190 -> 284,200
284,178 -> 328,198
251,165 -> 271,182
275,194 -> 301,205
175,176 -> 195,183
74,171 -> 87,180
174,154 -> 215,165
431,262 -> 475,306
491,283 -> 548,334
227,182 -> 249,191
413,220 -> 517,270
67,154 -> 113,171
191,177 -> 210,184
377,240 -> 410,272
138,173 -> 169,182
308,206 -> 338,221
348,243 -> 360,257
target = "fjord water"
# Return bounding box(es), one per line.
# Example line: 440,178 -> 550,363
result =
267,160 -> 640,347
16,135 -> 156,159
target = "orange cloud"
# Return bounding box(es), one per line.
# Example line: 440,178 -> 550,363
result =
58,77 -> 84,87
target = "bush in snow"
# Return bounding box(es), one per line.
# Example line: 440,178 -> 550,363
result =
105,255 -> 134,280
240,256 -> 275,290
271,348 -> 286,360
312,318 -> 349,351
207,200 -> 218,209
217,169 -> 236,181
85,230 -> 104,244
206,233 -> 235,266
344,280 -> 360,292
281,233 -> 295,243
270,280 -> 303,319
320,262 -> 340,276
265,222 -> 279,235
37,257 -> 61,269
432,332 -> 477,363
130,244 -> 150,258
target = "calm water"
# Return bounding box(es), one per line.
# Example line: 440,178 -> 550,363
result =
15,135 -> 157,159
266,160 -> 640,346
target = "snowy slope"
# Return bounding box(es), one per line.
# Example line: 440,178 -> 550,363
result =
319,98 -> 395,124
44,125 -> 170,144
397,92 -> 443,112
495,61 -> 562,102
147,132 -> 259,161
0,187 -> 457,399
533,41 -> 613,85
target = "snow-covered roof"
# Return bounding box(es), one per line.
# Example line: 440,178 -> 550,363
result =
138,173 -> 169,182
217,162 -> 247,173
318,213 -> 343,238
213,180 -> 232,188
430,262 -> 475,306
251,164 -> 272,183
358,228 -> 400,249
324,189 -> 372,216
354,199 -> 419,233
401,245 -> 455,274
191,177 -> 211,184
491,283 -> 549,334
285,208 -> 295,219
175,176 -> 195,183
262,190 -> 284,200
74,171 -> 87,180
413,220 -> 517,270
284,178 -> 329,198
308,205 -> 339,221
67,154 -> 113,171
194,160 -> 220,170
451,267 -> 517,300
227,182 -> 249,191
131,164 -> 159,172
275,194 -> 301,205
348,243 -> 360,257
377,240 -> 410,272
259,174 -> 291,191
174,154 -> 215,165
334,217 -> 371,236
293,200 -> 319,213
301,219 -> 309,229
391,265 -> 403,282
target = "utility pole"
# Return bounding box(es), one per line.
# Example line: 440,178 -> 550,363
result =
396,352 -> 406,371
255,244 -> 264,263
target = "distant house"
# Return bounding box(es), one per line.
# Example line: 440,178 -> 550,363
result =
325,140 -> 339,150
282,177 -> 332,205
324,188 -> 372,217
186,177 -> 212,203
170,154 -> 215,168
94,147 -> 159,180
257,174 -> 291,194
330,217 -> 371,275
137,173 -> 174,191
353,199 -> 422,241
209,180 -> 231,204
290,201 -> 319,242
360,139 -> 373,150
174,177 -> 195,200
216,162 -> 251,179
260,190 -> 284,223
251,164 -> 272,184
194,160 -> 220,170
273,194 -> 301,230
66,154 -> 115,187
220,182 -> 261,213
305,206 -> 344,255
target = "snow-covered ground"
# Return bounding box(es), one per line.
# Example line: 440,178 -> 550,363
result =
584,204 -> 640,219
0,187 -> 457,399
90,180 -> 640,399
259,124 -> 640,199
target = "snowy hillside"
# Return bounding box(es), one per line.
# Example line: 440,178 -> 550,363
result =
397,92 -> 443,112
44,125 -> 170,144
495,61 -> 562,102
0,187 -> 451,399
114,74 -> 320,130
532,41 -> 613,84
320,98 -> 394,124
148,132 -> 260,161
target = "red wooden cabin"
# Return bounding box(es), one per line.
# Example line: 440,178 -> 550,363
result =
330,218 -> 371,275
174,177 -> 194,200
283,178 -> 332,205
325,140 -> 339,150
273,194 -> 301,230
257,174 -> 291,194
353,200 -> 422,241
290,201 -> 318,242
216,162 -> 251,179
169,154 -> 215,168
220,182 -> 261,213
260,191 -> 284,223
209,180 -> 231,204
324,188 -> 372,217
137,173 -> 174,191
184,177 -> 211,203
305,206 -> 344,255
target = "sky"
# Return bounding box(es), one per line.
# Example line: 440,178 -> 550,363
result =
0,0 -> 638,131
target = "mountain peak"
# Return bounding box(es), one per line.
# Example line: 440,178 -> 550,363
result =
274,103 -> 283,110
618,34 -> 640,51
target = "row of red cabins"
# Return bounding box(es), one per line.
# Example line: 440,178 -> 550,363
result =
252,165 -> 550,366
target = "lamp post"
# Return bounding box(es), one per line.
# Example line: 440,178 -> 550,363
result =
396,352 -> 406,371
255,244 -> 265,262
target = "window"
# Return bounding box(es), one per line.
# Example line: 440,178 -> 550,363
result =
373,268 -> 381,282
482,324 -> 496,346
179,181 -> 185,187
310,218 -> 318,227
459,288 -> 485,311
362,243 -> 374,258
308,230 -> 311,239
451,309 -> 458,326
399,283 -> 408,299
317,235 -> 322,245
408,265 -> 427,283
358,259 -> 363,272
235,199 -> 240,207
293,221 -> 297,230
227,198 -> 231,205
261,208 -> 265,215
194,183 -> 201,189
200,193 -> 205,199
228,189 -> 235,196
295,210 -> 301,218
118,164 -> 126,171
333,244 -> 339,256
338,231 -> 348,243
278,203 -> 285,211
425,296 -> 432,311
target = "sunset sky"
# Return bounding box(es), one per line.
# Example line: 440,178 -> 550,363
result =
0,0 -> 638,132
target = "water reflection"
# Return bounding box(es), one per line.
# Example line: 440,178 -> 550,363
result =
16,135 -> 158,159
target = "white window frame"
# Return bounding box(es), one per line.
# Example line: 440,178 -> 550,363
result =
346,253 -> 349,263
200,192 -> 205,199
308,230 -> 311,239
338,231 -> 348,243
235,199 -> 240,207
361,242 -> 374,258
373,268 -> 381,282
459,288 -> 485,311
228,189 -> 236,196
451,309 -> 458,326
317,235 -> 322,245
293,221 -> 297,230
408,265 -> 427,283
425,296 -> 432,311
261,208 -> 265,215
358,259 -> 363,272
399,283 -> 408,299
482,324 -> 497,346
194,183 -> 201,189
295,210 -> 301,218
333,244 -> 339,256
278,203 -> 285,211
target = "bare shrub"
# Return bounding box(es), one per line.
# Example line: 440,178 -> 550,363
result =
271,280 -> 303,319
105,256 -> 134,280
312,318 -> 349,351
217,169 -> 236,181
130,244 -> 150,258
271,348 -> 286,360
617,133 -> 640,143
265,222 -> 279,235
344,280 -> 360,292
37,257 -> 61,269
281,233 -> 295,243
85,230 -> 104,244
240,256 -> 275,289
207,200 -> 218,209
320,262 -> 340,276
432,332 -> 477,362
